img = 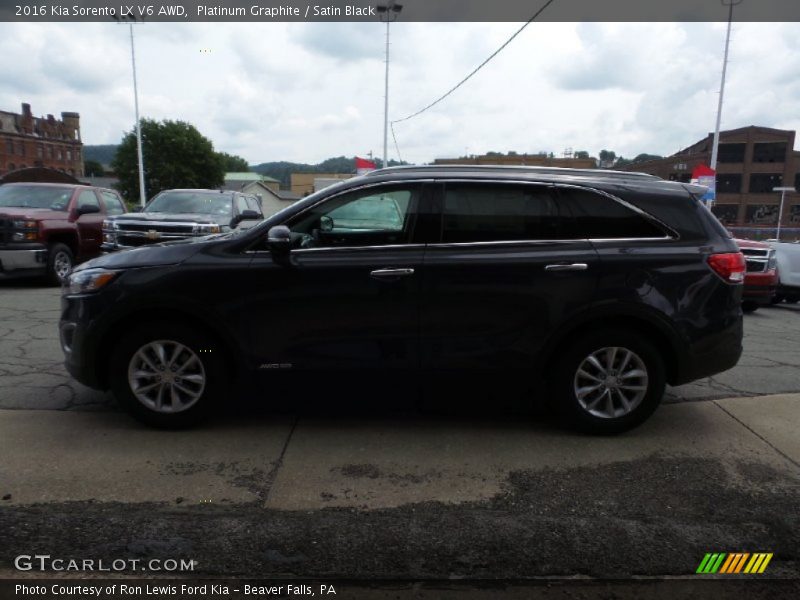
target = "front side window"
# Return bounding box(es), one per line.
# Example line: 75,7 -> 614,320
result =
101,191 -> 125,215
559,188 -> 667,239
442,183 -> 559,243
77,190 -> 100,210
287,185 -> 416,248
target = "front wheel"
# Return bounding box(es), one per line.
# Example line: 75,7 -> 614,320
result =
46,243 -> 73,286
109,322 -> 227,428
550,330 -> 666,435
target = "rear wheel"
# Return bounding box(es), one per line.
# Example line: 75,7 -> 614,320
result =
786,297 -> 799,305
46,243 -> 73,286
742,301 -> 760,313
109,322 -> 227,428
550,330 -> 665,435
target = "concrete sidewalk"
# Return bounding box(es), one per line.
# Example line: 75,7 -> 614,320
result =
1,394 -> 798,508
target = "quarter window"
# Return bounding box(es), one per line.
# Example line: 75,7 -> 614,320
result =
442,183 -> 559,243
559,188 -> 666,239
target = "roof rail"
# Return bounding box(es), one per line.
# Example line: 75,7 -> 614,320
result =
364,164 -> 660,180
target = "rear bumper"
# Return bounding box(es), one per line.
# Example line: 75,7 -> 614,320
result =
0,247 -> 48,277
672,316 -> 743,386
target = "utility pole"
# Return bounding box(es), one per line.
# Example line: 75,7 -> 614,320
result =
377,1 -> 403,169
710,0 -> 742,171
129,22 -> 146,208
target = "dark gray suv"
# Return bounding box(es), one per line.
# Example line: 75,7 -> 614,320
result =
61,166 -> 745,433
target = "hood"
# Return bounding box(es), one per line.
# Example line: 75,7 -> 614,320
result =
112,212 -> 230,225
0,207 -> 68,220
734,238 -> 769,250
73,237 -> 211,272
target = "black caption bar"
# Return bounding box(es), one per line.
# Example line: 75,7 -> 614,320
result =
1,0 -> 800,22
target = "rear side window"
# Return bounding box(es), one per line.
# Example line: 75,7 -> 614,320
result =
559,188 -> 666,239
442,183 -> 560,243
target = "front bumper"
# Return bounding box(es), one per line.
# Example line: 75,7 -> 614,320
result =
0,247 -> 48,276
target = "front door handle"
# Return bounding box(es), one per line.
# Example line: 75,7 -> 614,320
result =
370,268 -> 415,280
544,263 -> 589,272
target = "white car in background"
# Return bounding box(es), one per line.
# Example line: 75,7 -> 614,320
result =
767,240 -> 800,304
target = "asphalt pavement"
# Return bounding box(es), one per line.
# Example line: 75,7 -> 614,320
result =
0,283 -> 799,595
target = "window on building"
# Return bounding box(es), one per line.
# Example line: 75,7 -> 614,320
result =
37,145 -> 43,158
746,204 -> 779,225
717,174 -> 742,194
711,204 -> 739,226
752,142 -> 786,163
17,142 -> 24,156
6,139 -> 14,154
47,146 -> 53,159
718,143 -> 746,163
794,173 -> 800,191
57,149 -> 63,160
749,173 -> 783,193
66,150 -> 72,161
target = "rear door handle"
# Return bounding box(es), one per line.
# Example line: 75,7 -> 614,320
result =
544,263 -> 588,272
370,268 -> 415,280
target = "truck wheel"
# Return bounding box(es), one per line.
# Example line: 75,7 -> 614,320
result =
109,322 -> 227,428
741,301 -> 759,313
786,297 -> 799,305
46,243 -> 74,286
771,295 -> 784,305
550,330 -> 665,435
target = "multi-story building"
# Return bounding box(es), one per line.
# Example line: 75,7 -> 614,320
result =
619,126 -> 800,232
0,102 -> 84,178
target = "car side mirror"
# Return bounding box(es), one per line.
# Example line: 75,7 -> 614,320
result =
240,210 -> 261,220
267,225 -> 292,265
76,204 -> 101,216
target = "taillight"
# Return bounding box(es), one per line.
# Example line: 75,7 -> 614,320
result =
708,252 -> 746,283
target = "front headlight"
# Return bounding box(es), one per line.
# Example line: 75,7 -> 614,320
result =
102,219 -> 119,231
66,269 -> 121,295
12,220 -> 38,229
194,223 -> 221,234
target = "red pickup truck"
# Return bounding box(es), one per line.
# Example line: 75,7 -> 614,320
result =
735,238 -> 779,312
0,182 -> 127,284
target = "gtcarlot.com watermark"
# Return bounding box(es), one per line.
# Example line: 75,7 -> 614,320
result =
14,555 -> 196,572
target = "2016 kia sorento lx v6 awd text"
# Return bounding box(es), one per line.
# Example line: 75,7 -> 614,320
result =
60,166 -> 745,433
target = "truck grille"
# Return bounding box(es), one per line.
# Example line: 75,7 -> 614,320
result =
117,222 -> 195,235
740,247 -> 772,273
745,259 -> 768,273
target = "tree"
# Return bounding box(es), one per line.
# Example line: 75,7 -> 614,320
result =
217,152 -> 250,172
599,149 -> 617,165
574,150 -> 590,159
112,118 -> 225,201
84,160 -> 105,177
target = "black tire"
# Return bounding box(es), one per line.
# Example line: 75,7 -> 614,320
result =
550,330 -> 666,435
786,297 -> 799,305
46,243 -> 73,286
741,301 -> 759,313
109,322 -> 227,428
770,295 -> 784,305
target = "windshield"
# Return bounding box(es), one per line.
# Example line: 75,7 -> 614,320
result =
0,185 -> 73,211
145,191 -> 233,216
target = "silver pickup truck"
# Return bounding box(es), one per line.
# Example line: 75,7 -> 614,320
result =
767,240 -> 800,304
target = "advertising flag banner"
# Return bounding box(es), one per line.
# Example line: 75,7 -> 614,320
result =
355,157 -> 377,175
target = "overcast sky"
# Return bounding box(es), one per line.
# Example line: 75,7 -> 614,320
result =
1,21 -> 799,165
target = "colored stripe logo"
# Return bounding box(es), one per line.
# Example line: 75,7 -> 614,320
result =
696,552 -> 773,574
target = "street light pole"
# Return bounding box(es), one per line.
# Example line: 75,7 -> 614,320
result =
129,22 -> 146,208
377,1 -> 403,169
773,187 -> 795,241
710,0 -> 742,171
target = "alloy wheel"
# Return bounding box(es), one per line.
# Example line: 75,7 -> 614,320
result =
127,340 -> 206,413
573,346 -> 649,419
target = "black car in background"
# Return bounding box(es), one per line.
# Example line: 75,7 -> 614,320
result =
61,166 -> 745,433
101,188 -> 263,251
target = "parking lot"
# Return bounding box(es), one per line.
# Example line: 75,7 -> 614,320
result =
0,283 -> 799,585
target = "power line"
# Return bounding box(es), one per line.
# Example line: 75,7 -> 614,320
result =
391,0 -> 557,126
390,122 -> 404,164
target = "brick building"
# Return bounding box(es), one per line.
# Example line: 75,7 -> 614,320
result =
0,102 -> 84,178
619,126 -> 800,230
